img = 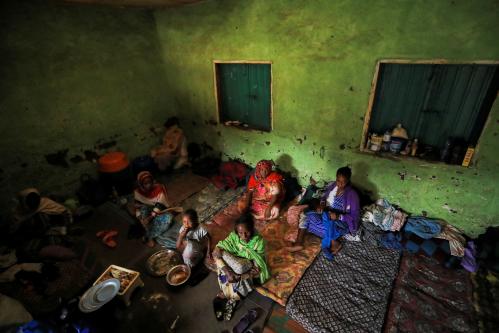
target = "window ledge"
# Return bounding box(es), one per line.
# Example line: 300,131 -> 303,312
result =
358,148 -> 475,169
222,121 -> 270,132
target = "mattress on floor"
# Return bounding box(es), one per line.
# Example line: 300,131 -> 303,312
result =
472,269 -> 499,333
286,241 -> 401,333
182,183 -> 244,225
203,199 -> 321,306
255,216 -> 321,306
384,253 -> 477,333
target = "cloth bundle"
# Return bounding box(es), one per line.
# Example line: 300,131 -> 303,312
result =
404,216 -> 441,239
362,198 -> 408,232
435,220 -> 466,257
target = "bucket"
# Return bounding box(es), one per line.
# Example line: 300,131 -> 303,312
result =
98,152 -> 133,195
390,138 -> 406,154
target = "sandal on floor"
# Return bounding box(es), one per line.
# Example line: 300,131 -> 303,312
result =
232,308 -> 258,333
224,299 -> 239,321
102,230 -> 118,248
96,230 -> 110,238
213,297 -> 227,321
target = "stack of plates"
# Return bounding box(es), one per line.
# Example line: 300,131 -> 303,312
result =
78,278 -> 120,313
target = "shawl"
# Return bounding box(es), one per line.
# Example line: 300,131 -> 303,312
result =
217,231 -> 270,284
14,188 -> 68,223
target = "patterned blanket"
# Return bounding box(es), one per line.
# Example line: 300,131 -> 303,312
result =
384,253 -> 477,333
472,270 -> 499,333
182,183 -> 244,224
286,241 -> 401,333
255,215 -> 321,306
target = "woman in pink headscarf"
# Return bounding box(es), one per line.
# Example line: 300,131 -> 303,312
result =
134,171 -> 176,247
243,160 -> 285,220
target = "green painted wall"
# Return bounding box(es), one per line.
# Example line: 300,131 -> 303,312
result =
0,0 -> 169,211
1,0 -> 498,236
153,0 -> 499,236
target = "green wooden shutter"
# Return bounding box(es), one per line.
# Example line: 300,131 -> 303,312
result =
217,63 -> 271,131
369,63 -> 497,148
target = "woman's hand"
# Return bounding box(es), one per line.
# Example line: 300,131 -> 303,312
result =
213,247 -> 223,259
329,212 -> 338,220
141,215 -> 154,226
264,206 -> 271,219
249,266 -> 260,278
315,200 -> 326,213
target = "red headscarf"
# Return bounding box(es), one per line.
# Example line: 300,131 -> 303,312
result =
254,160 -> 273,181
248,160 -> 284,190
136,171 -> 167,199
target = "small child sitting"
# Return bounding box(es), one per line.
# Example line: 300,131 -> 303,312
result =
176,209 -> 210,268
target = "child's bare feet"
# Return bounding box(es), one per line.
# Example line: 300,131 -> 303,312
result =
145,239 -> 155,248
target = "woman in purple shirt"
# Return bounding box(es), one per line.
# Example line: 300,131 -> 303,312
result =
287,166 -> 360,254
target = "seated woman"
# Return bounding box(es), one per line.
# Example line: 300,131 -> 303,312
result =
243,160 -> 285,221
176,209 -> 211,268
213,214 -> 270,301
11,188 -> 73,260
134,171 -> 180,248
151,117 -> 189,171
287,166 -> 360,258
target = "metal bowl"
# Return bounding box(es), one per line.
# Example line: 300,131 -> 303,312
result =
146,249 -> 182,277
166,264 -> 191,286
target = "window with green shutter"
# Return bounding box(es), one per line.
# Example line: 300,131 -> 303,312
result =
214,62 -> 272,132
362,61 -> 498,162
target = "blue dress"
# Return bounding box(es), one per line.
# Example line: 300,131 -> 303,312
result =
321,193 -> 350,261
138,206 -> 173,246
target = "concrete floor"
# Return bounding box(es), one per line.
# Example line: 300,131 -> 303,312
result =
75,199 -> 273,333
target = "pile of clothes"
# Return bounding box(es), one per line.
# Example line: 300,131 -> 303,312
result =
359,198 -> 472,271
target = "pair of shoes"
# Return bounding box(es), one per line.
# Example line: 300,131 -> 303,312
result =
213,297 -> 226,321
96,230 -> 118,248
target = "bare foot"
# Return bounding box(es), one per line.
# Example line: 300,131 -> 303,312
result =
146,239 -> 155,248
285,245 -> 304,252
331,242 -> 342,255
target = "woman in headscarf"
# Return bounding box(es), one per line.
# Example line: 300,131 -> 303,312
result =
151,117 -> 189,171
134,171 -> 177,248
244,160 -> 285,221
213,214 -> 269,302
286,166 -> 360,259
